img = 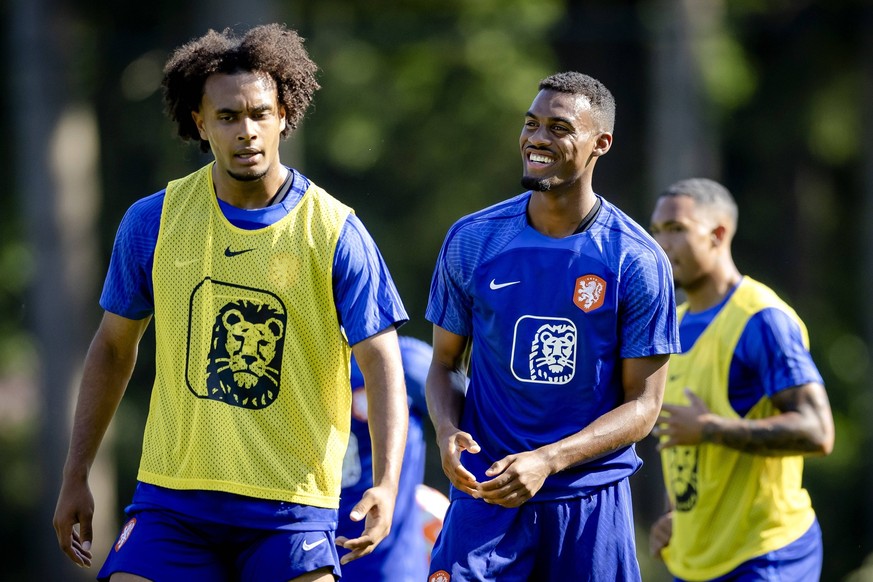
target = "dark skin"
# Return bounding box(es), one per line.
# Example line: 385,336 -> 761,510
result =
53,70 -> 407,580
520,89 -> 612,237
426,89 -> 669,508
428,329 -> 669,508
647,194 -> 835,558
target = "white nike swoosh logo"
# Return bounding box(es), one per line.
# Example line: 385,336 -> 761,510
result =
174,258 -> 200,267
302,538 -> 327,551
489,279 -> 521,290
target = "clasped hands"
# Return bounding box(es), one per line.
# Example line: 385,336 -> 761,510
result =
438,430 -> 550,508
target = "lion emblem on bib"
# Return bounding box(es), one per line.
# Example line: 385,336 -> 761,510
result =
204,299 -> 286,409
668,445 -> 699,511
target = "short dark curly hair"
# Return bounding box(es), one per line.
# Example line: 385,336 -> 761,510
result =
539,72 -> 615,134
161,23 -> 320,152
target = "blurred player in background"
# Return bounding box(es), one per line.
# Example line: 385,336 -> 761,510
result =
338,335 -> 448,582
648,177 -> 834,581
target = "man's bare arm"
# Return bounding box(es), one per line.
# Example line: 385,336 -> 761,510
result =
701,383 -> 834,455
656,383 -> 834,456
53,312 -> 151,567
426,326 -> 479,496
476,354 -> 669,507
542,354 -> 669,471
336,326 -> 407,564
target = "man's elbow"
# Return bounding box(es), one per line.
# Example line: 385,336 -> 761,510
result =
632,397 -> 662,441
810,426 -> 835,456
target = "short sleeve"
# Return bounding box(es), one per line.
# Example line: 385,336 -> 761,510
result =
333,214 -> 408,346
734,308 -> 824,397
425,230 -> 474,337
99,191 -> 164,320
618,248 -> 680,359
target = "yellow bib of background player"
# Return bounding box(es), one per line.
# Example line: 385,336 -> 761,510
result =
139,163 -> 353,508
660,277 -> 815,580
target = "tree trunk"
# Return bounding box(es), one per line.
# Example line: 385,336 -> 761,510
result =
862,3 -> 873,557
636,0 -> 722,563
11,0 -> 108,579
645,0 -> 721,196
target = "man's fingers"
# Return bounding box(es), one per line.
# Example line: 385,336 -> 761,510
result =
452,432 -> 480,454
453,464 -> 478,483
348,497 -> 374,523
54,519 -> 93,567
683,388 -> 707,409
78,521 -> 93,553
656,437 -> 676,451
479,484 -> 527,508
336,529 -> 381,564
71,533 -> 93,560
484,458 -> 508,478
478,471 -> 512,491
336,534 -> 371,550
339,543 -> 376,565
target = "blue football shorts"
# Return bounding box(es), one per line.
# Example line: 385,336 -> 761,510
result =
97,507 -> 340,582
428,477 -> 641,582
675,518 -> 823,582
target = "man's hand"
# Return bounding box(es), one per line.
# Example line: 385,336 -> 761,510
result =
436,429 -> 481,497
649,512 -> 673,559
53,474 -> 95,568
653,388 -> 714,449
52,312 -> 150,567
476,449 -> 550,508
335,484 -> 397,565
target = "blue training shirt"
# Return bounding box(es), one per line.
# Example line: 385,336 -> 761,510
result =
104,167 -> 408,528
427,192 -> 680,500
678,279 -> 824,417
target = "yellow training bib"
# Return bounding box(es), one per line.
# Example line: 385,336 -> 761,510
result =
139,163 -> 353,508
660,277 -> 815,580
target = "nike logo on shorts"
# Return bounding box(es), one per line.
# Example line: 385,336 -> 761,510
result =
489,278 -> 521,290
224,246 -> 255,257
302,537 -> 327,551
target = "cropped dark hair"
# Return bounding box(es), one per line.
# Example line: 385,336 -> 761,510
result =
161,23 -> 320,152
539,72 -> 616,133
660,178 -> 739,227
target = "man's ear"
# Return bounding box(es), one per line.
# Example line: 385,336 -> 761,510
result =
191,110 -> 208,141
711,224 -> 729,246
592,132 -> 613,157
279,106 -> 287,133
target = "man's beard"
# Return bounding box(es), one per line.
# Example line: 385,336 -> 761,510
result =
521,176 -> 552,191
227,168 -> 269,182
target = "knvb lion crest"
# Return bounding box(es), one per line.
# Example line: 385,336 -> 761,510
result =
204,299 -> 286,409
574,274 -> 606,312
114,517 -> 137,552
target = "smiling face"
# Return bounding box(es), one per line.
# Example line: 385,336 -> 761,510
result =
191,71 -> 287,191
519,89 -> 611,193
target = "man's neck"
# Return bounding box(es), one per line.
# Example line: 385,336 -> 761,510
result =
528,188 -> 597,238
685,263 -> 742,313
212,165 -> 289,209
